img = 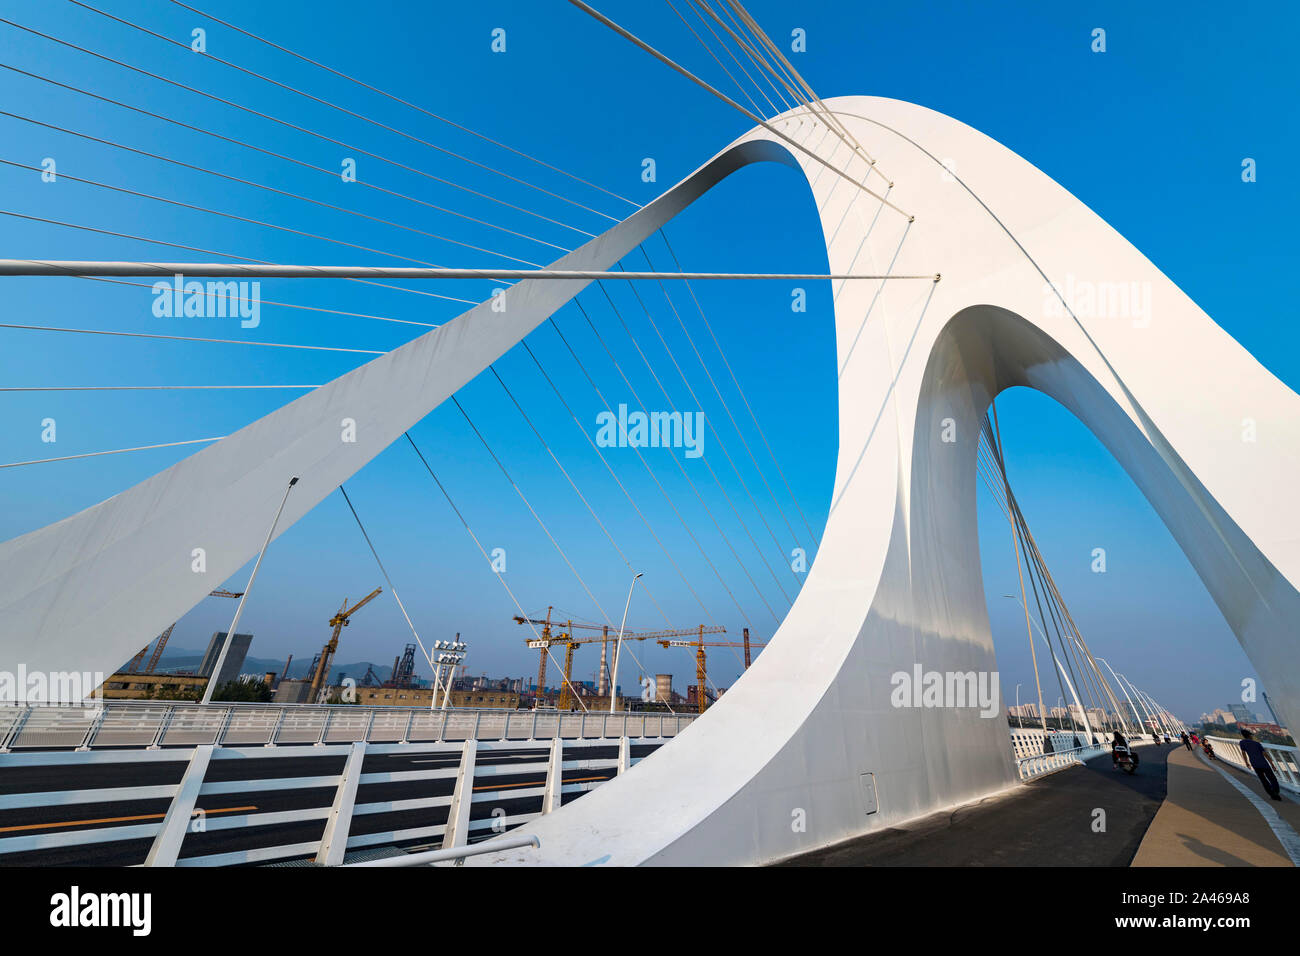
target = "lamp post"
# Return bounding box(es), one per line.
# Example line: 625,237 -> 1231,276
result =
432,638 -> 467,710
1015,683 -> 1023,729
609,572 -> 643,713
202,476 -> 298,705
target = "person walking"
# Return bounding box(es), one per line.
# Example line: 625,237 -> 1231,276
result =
1181,731 -> 1192,751
1239,729 -> 1283,801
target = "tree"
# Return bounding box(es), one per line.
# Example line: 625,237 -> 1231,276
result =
210,678 -> 273,703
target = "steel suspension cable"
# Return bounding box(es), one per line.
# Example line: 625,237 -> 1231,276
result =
0,210 -> 475,316
402,431 -> 591,713
589,278 -> 778,626
62,2 -> 620,230
658,230 -> 821,548
565,296 -> 756,635
543,316 -> 719,626
338,484 -> 436,681
564,0 -> 914,221
0,17 -> 598,239
0,63 -> 576,257
665,0 -> 767,118
623,256 -> 797,598
644,239 -> 808,564
166,0 -> 642,212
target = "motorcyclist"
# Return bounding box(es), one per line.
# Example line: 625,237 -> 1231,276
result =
1111,730 -> 1138,770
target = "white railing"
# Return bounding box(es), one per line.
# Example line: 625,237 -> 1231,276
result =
1205,735 -> 1300,794
0,700 -> 696,752
0,731 -> 659,866
1015,740 -> 1110,780
1010,726 -> 1162,781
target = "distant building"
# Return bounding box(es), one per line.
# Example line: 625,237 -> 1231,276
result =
273,679 -> 313,704
199,632 -> 253,688
1229,703 -> 1254,723
356,686 -> 520,709
100,671 -> 208,700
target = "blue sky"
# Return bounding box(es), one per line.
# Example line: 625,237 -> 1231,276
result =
0,1 -> 1294,721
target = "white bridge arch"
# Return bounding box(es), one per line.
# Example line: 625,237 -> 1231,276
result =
1,96 -> 1296,865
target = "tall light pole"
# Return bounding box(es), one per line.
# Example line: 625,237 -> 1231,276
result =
431,637 -> 467,710
202,476 -> 297,705
609,572 -> 643,714
1015,683 -> 1023,729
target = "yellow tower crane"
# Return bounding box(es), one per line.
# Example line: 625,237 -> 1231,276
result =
657,626 -> 766,713
308,587 -> 382,703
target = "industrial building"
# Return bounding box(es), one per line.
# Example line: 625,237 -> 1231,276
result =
199,631 -> 254,688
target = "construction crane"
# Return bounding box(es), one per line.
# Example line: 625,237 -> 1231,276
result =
512,608 -> 618,704
308,587 -> 382,703
514,611 -> 727,710
126,588 -> 245,674
658,626 -> 767,714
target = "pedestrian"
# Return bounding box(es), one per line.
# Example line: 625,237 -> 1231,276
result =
1239,729 -> 1283,801
1181,731 -> 1192,751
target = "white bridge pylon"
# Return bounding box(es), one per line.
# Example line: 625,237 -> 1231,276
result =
1,97 -> 1296,866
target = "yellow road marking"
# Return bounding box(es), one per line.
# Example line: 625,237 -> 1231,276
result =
0,805 -> 258,834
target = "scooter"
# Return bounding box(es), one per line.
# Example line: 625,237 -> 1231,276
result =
1114,744 -> 1137,774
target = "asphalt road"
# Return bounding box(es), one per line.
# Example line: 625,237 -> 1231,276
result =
779,745 -> 1172,866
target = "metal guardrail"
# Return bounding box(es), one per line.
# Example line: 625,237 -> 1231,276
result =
0,730 -> 660,866
0,701 -> 696,752
1205,735 -> 1300,794
345,833 -> 540,867
1015,741 -> 1111,780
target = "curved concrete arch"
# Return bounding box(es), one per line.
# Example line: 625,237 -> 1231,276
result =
1,97 -> 1296,867
470,97 -> 1300,865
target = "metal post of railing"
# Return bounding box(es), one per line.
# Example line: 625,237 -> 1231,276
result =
316,708 -> 334,746
400,710 -> 413,745
76,705 -> 108,752
542,737 -> 564,814
437,709 -> 449,742
267,706 -> 286,747
363,708 -> 377,743
215,706 -> 236,747
148,703 -> 176,750
530,709 -> 539,740
0,705 -> 33,752
472,710 -> 482,740
580,712 -> 587,739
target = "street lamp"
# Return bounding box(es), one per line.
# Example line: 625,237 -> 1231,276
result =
203,475 -> 298,705
431,637 -> 467,710
1015,683 -> 1023,729
609,572 -> 643,714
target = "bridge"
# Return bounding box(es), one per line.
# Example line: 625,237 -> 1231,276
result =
0,1 -> 1296,874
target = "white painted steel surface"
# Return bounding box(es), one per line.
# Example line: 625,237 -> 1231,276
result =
1,96 -> 1296,865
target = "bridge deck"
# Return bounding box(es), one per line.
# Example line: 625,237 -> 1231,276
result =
1132,745 -> 1300,867
780,743 -> 1300,867
779,747 -> 1170,866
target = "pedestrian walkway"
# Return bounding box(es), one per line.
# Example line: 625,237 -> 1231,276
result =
1132,745 -> 1300,867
